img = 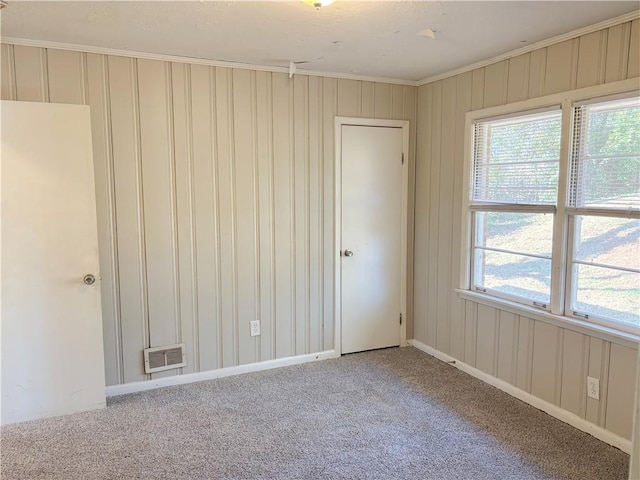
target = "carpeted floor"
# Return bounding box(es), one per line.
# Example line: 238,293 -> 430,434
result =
0,347 -> 630,479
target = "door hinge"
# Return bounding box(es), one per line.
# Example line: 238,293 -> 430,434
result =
399,313 -> 402,325
401,152 -> 405,165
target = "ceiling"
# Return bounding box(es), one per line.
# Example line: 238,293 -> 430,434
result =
1,1 -> 638,82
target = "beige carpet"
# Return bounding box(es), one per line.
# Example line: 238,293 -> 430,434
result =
0,347 -> 630,479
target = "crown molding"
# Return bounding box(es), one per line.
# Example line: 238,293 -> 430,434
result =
3,8 -> 638,89
0,36 -> 417,87
416,9 -> 640,87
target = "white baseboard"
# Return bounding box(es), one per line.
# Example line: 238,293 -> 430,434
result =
106,350 -> 338,397
408,339 -> 632,454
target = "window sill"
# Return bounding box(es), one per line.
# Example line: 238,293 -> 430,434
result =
456,289 -> 640,348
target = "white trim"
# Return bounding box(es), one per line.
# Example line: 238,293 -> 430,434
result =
457,289 -> 640,348
551,98 -> 572,315
408,339 -> 633,454
0,37 -> 415,87
334,117 -> 410,356
417,10 -> 640,86
105,349 -> 337,397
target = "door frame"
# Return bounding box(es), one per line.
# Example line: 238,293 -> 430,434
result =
334,117 -> 410,356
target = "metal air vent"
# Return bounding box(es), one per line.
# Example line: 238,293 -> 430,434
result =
143,343 -> 186,374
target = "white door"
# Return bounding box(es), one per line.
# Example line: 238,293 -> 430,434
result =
1,100 -> 106,424
341,125 -> 404,354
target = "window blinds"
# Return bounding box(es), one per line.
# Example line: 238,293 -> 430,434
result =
472,110 -> 562,206
569,97 -> 640,210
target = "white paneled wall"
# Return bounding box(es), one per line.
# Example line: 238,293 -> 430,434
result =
0,43 -> 416,386
414,19 -> 640,441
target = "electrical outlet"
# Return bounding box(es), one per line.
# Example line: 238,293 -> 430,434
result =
250,320 -> 260,337
587,376 -> 599,400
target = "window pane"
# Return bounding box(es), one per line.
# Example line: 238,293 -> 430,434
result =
571,97 -> 640,209
473,249 -> 551,304
573,264 -> 640,326
573,216 -> 640,271
473,110 -> 561,205
475,212 -> 553,257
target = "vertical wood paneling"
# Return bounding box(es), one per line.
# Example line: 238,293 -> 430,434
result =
413,84 -> 430,345
1,43 -> 16,100
403,85 -> 417,341
506,54 -> 530,103
232,69 -> 258,365
471,68 -> 485,110
293,75 -> 309,356
189,64 -> 219,371
215,67 -> 238,367
560,330 -> 587,417
628,19 -> 640,78
449,72 -> 471,360
483,60 -> 509,107
391,84 -> 404,120
576,31 -> 607,88
46,49 -> 85,104
464,300 -> 477,367
374,82 -> 391,119
497,311 -> 518,383
308,76 -> 322,355
107,55 -> 147,383
426,81 -> 442,347
360,81 -> 374,117
86,53 -> 121,385
531,321 -> 560,405
436,77 -> 456,354
475,304 -> 497,375
272,73 -> 294,358
389,85 -> 404,119
515,316 -> 534,392
337,79 -> 360,116
598,341 -> 612,428
137,60 -> 179,371
170,62 -> 197,374
605,22 -> 631,83
256,71 -> 275,361
527,48 -> 547,98
5,43 -> 419,387
544,39 -> 578,94
13,45 -> 48,101
322,77 -> 337,350
606,344 -> 637,439
585,338 -> 604,425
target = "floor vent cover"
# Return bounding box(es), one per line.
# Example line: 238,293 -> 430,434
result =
144,343 -> 186,374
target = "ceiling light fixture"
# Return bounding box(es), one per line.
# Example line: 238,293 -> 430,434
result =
0,1 -> 8,9
303,0 -> 335,9
417,28 -> 436,39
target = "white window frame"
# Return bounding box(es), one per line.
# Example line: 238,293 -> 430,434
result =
459,78 -> 640,343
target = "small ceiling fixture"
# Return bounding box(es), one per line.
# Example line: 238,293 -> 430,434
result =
0,1 -> 8,9
417,28 -> 436,39
303,0 -> 335,9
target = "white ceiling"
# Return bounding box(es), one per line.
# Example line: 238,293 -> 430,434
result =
1,1 -> 638,82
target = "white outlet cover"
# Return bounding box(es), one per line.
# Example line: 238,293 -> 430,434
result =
250,320 -> 260,337
587,376 -> 599,400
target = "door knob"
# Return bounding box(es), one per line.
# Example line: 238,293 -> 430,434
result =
83,274 -> 96,286
343,250 -> 354,257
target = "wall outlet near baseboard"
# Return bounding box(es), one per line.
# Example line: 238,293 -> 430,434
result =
587,376 -> 599,400
250,320 -> 260,337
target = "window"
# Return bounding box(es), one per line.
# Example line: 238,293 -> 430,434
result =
465,90 -> 639,334
567,96 -> 640,326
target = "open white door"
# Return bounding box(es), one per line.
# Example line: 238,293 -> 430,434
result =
338,121 -> 407,354
1,100 -> 106,424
